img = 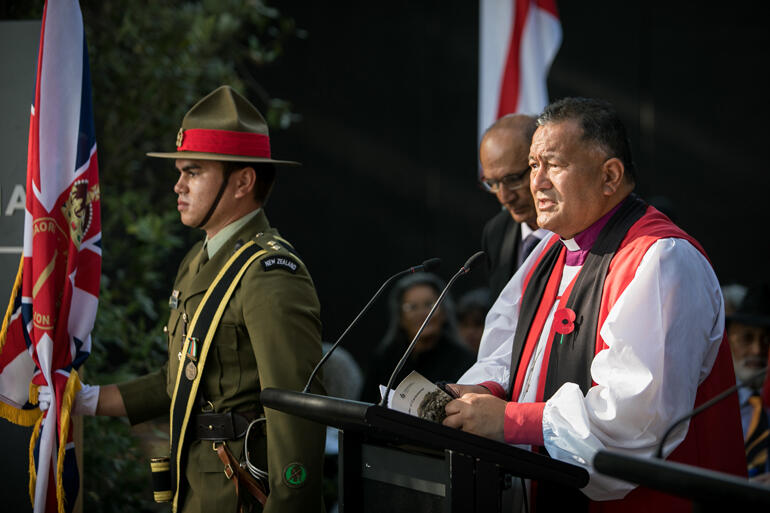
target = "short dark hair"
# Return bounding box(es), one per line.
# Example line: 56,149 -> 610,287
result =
223,161 -> 276,204
537,97 -> 636,184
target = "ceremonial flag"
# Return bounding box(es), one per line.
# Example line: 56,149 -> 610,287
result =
478,0 -> 562,145
0,1 -> 101,512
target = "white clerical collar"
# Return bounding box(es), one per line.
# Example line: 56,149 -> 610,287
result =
561,237 -> 580,251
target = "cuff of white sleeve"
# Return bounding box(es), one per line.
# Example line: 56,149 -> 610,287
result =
74,384 -> 100,416
504,402 -> 545,446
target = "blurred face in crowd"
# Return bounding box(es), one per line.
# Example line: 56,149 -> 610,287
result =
480,128 -> 537,228
529,119 -> 626,239
400,284 -> 445,354
458,309 -> 485,353
728,322 -> 770,383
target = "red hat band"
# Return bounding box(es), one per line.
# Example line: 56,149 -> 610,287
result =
176,128 -> 271,158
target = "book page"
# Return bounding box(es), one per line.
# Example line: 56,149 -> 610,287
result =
378,370 -> 453,423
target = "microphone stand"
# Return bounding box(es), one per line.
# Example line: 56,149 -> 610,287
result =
655,365 -> 767,458
302,258 -> 441,394
379,251 -> 484,407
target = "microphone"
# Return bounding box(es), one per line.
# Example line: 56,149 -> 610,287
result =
302,257 -> 441,393
655,365 -> 767,458
379,251 -> 485,407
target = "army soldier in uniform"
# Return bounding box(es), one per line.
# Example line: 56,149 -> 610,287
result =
54,86 -> 326,512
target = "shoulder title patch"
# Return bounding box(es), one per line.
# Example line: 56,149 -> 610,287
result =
261,255 -> 299,273
282,462 -> 307,488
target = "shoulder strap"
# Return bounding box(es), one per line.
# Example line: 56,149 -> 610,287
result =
169,239 -> 268,512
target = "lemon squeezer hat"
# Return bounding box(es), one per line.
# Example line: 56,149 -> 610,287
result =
147,85 -> 299,166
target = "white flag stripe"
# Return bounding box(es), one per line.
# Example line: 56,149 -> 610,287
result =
517,6 -> 561,115
478,0 -> 513,143
38,0 -> 84,213
0,351 -> 38,407
68,277 -> 98,344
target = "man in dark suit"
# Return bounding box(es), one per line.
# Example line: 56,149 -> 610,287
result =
480,114 -> 549,302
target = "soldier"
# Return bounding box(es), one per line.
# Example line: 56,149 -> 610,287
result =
45,85 -> 326,512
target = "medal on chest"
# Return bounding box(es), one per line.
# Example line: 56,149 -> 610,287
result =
184,336 -> 199,381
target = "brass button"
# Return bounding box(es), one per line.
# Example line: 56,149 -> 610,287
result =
163,326 -> 169,333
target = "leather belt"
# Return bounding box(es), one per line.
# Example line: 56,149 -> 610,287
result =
194,411 -> 258,441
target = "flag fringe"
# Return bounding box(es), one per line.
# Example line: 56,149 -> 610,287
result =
0,401 -> 42,427
55,370 -> 81,513
28,411 -> 43,506
27,371 -> 82,512
0,255 -> 23,353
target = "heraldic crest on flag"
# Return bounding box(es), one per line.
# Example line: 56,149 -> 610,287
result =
0,1 -> 101,512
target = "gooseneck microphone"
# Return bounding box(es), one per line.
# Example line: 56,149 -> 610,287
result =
302,258 -> 441,393
655,365 -> 767,459
379,251 -> 485,407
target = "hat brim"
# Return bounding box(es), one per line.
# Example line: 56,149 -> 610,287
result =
726,312 -> 770,328
146,151 -> 300,166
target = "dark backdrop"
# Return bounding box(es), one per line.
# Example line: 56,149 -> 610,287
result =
258,1 -> 769,374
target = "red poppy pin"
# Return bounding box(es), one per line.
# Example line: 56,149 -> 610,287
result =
553,307 -> 576,344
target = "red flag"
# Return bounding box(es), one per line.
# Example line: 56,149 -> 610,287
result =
0,1 -> 101,511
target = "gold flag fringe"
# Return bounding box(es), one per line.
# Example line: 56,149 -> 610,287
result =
28,411 -> 43,506
0,256 -> 42,427
28,370 -> 83,513
0,255 -> 23,352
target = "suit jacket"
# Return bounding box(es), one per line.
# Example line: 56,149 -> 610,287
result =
481,209 -> 522,302
118,210 -> 325,513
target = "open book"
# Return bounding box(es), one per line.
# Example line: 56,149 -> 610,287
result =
378,370 -> 453,423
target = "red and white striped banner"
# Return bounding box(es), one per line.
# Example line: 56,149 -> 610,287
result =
478,0 -> 562,141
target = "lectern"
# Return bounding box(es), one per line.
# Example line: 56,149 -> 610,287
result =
260,388 -> 588,513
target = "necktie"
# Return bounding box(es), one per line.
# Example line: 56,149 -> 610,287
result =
517,233 -> 540,268
190,244 -> 209,275
746,394 -> 770,477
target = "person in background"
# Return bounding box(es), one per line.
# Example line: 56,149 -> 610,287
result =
726,282 -> 770,482
722,282 -> 748,316
361,272 -> 476,403
456,287 -> 492,354
479,114 -> 550,302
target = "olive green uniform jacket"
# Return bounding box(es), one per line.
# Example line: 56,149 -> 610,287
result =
117,210 -> 325,513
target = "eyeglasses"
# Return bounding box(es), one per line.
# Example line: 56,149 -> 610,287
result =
402,301 -> 438,314
480,167 -> 530,193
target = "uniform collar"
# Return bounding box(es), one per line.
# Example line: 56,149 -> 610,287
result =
204,208 -> 261,259
186,209 -> 271,300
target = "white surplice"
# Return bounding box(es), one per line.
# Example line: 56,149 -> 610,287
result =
459,236 -> 725,500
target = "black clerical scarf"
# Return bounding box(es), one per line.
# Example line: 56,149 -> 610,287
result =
508,194 -> 648,401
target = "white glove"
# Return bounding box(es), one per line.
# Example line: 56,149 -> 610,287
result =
37,383 -> 100,416
37,385 -> 52,411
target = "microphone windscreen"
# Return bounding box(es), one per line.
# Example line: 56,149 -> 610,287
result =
422,258 -> 441,272
463,251 -> 485,271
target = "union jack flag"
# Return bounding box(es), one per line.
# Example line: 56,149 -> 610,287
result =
0,1 -> 101,512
